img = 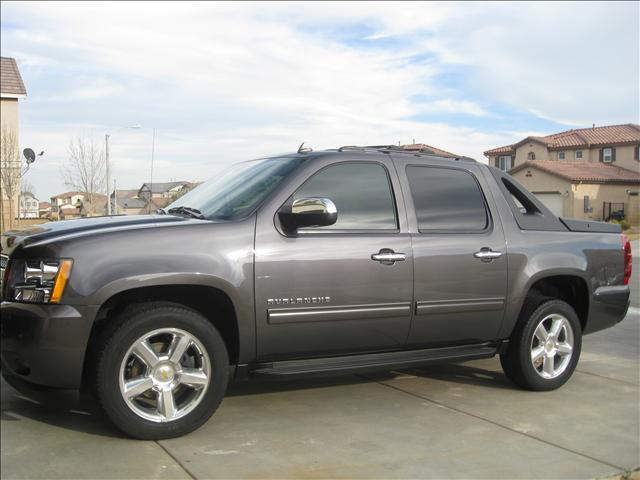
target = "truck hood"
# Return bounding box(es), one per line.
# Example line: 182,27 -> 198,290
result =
1,215 -> 202,256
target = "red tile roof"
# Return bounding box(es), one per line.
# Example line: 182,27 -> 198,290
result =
0,57 -> 27,97
485,124 -> 640,156
510,160 -> 640,184
401,143 -> 459,158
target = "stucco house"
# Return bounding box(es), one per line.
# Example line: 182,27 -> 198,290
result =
137,181 -> 197,213
50,191 -> 107,219
484,124 -> 640,224
18,191 -> 39,219
38,201 -> 52,219
0,57 -> 27,231
110,189 -> 147,215
138,181 -> 194,201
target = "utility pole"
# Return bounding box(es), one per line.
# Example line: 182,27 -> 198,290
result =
113,178 -> 117,215
105,134 -> 111,216
148,128 -> 156,213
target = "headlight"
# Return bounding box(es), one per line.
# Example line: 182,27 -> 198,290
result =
3,258 -> 73,304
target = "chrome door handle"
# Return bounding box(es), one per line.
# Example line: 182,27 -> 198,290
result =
474,248 -> 502,262
371,249 -> 406,265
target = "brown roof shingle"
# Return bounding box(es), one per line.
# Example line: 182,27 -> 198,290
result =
0,57 -> 27,97
485,124 -> 640,156
510,160 -> 640,184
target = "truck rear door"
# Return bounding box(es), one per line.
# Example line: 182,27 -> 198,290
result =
392,156 -> 508,347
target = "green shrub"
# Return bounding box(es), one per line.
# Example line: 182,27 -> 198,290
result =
610,218 -> 631,230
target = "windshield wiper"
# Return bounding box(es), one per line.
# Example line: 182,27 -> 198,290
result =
167,206 -> 205,220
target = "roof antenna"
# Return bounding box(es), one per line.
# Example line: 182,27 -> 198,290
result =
298,142 -> 312,154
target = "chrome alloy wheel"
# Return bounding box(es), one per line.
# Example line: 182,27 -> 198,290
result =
119,328 -> 211,423
530,314 -> 574,379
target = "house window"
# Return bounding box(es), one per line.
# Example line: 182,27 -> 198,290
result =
527,152 -> 535,160
576,150 -> 583,159
584,195 -> 592,213
558,151 -> 565,160
602,148 -> 613,163
635,145 -> 639,161
497,155 -> 513,171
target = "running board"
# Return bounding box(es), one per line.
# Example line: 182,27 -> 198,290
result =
250,343 -> 498,378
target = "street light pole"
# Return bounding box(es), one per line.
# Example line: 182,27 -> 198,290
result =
105,134 -> 111,215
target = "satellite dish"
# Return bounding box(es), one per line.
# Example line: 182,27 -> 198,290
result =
23,148 -> 36,164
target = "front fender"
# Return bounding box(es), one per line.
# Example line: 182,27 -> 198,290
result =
86,272 -> 240,308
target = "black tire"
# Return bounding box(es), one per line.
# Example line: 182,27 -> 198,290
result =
500,299 -> 582,391
94,302 -> 229,439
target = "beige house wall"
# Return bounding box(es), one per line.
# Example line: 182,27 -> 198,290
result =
118,207 -> 146,216
0,97 -> 21,232
584,145 -> 639,172
510,168 -> 574,217
0,98 -> 19,132
489,143 -> 640,172
514,141 -> 549,166
511,166 -> 640,224
573,183 -> 640,226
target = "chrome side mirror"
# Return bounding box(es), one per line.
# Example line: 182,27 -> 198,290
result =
279,197 -> 338,235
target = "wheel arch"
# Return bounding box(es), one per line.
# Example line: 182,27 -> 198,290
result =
81,284 -> 241,390
515,273 -> 590,332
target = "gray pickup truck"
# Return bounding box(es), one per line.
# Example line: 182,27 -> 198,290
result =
1,146 -> 632,439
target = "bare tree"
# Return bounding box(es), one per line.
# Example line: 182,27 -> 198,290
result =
21,179 -> 34,195
19,179 -> 35,219
62,136 -> 106,216
0,126 -> 23,230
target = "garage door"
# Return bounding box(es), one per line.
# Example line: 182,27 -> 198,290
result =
534,192 -> 564,217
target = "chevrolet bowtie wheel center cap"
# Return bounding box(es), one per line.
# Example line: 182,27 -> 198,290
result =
545,339 -> 555,352
153,363 -> 176,384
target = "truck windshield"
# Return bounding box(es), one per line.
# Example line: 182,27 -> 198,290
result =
164,156 -> 306,221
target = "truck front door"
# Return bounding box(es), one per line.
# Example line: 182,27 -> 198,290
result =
254,156 -> 413,360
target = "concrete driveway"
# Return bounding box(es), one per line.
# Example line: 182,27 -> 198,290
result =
2,259 -> 639,479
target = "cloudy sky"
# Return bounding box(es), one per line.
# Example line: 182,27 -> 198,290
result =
1,1 -> 638,199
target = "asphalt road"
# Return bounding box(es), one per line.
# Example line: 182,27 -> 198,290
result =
1,248 -> 638,479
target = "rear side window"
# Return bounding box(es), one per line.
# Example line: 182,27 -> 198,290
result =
406,166 -> 488,232
293,162 -> 397,231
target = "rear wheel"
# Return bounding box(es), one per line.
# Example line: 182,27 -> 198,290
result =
95,303 -> 229,439
500,299 -> 581,391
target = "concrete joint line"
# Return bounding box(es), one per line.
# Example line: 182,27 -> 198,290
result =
156,440 -> 197,480
361,374 -> 626,472
575,369 -> 638,386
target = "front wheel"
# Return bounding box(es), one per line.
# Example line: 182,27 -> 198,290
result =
94,303 -> 229,439
500,299 -> 582,391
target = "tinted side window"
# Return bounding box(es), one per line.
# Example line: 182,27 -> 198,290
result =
294,162 -> 397,230
406,166 -> 488,232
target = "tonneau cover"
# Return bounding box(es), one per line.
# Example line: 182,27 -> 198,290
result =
560,218 -> 621,233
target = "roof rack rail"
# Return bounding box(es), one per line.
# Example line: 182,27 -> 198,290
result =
336,145 -> 476,162
337,145 -> 404,153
